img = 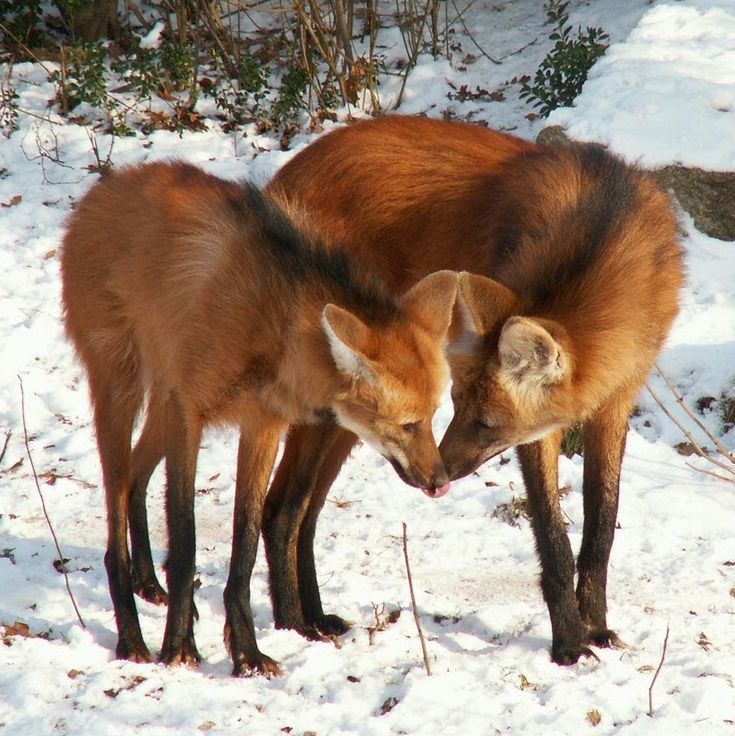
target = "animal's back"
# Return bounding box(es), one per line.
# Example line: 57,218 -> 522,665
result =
61,162 -> 291,418
269,115 -> 535,291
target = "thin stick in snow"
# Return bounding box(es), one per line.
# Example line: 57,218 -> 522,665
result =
402,522 -> 432,676
655,364 -> 735,466
0,429 -> 11,465
647,623 -> 670,718
645,382 -> 735,479
18,375 -> 86,629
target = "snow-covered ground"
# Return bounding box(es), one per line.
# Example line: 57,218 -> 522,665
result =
1,2 -> 734,735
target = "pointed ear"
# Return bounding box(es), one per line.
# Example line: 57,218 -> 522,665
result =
321,304 -> 376,382
454,272 -> 518,348
498,316 -> 570,384
400,270 -> 458,340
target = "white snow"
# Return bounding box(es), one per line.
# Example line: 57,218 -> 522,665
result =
1,2 -> 734,735
548,1 -> 735,169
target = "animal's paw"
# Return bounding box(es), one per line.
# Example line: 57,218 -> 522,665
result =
133,577 -> 169,606
551,641 -> 600,666
159,639 -> 201,668
314,613 -> 352,638
587,628 -> 628,650
232,652 -> 283,679
116,638 -> 153,664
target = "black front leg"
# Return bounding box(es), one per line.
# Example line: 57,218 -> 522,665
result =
296,425 -> 358,637
576,396 -> 631,649
159,394 -> 201,667
263,422 -> 356,639
517,433 -> 591,665
224,424 -> 283,677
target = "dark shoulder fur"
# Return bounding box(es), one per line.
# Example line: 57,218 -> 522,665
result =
494,143 -> 641,306
237,182 -> 402,325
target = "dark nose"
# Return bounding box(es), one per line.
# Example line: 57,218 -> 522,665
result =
432,462 -> 449,489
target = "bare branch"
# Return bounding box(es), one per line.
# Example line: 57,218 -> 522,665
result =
645,382 -> 735,478
18,375 -> 86,630
684,462 -> 735,486
655,364 -> 735,465
0,429 -> 11,466
648,623 -> 670,718
449,0 -> 501,64
402,522 -> 431,676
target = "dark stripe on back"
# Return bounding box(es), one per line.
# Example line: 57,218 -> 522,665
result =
495,144 -> 638,306
237,182 -> 401,326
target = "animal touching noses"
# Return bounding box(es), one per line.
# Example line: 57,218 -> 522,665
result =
420,464 -> 451,498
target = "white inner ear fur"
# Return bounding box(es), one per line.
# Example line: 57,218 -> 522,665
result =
321,311 -> 376,383
498,317 -> 569,385
449,288 -> 482,355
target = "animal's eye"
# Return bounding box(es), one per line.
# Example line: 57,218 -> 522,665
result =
401,421 -> 420,434
473,419 -> 493,433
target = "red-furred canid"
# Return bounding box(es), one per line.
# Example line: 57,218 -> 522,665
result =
61,160 -> 457,676
260,116 -> 683,666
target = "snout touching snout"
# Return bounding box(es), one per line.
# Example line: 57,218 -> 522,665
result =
387,455 -> 451,498
422,462 -> 451,498
438,412 -> 508,483
422,480 -> 451,498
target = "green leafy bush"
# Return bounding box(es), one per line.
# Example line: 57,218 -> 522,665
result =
272,66 -> 309,125
207,51 -> 268,128
0,0 -> 46,51
61,41 -> 108,110
520,0 -> 609,117
111,43 -> 160,101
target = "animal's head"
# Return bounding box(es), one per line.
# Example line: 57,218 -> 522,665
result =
440,272 -> 576,480
322,270 -> 458,497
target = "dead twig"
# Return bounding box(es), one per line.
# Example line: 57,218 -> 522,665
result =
645,382 -> 735,479
18,375 -> 86,629
684,461 -> 735,486
124,0 -> 151,31
648,623 -> 670,718
655,364 -> 735,465
85,126 -> 114,174
0,429 -> 11,466
449,0 -> 501,64
402,522 -> 431,676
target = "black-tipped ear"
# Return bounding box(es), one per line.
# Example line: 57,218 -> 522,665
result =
454,272 -> 518,347
498,316 -> 570,384
400,270 -> 458,340
321,304 -> 377,382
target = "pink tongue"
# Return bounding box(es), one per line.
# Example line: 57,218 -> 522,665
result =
421,482 -> 451,498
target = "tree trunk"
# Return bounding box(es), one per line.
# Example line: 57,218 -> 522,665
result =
55,0 -> 120,41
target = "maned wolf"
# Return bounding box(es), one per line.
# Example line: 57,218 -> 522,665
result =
61,160 -> 458,676
259,116 -> 684,666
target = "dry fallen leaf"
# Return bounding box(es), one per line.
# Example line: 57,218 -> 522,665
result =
2,621 -> 31,638
1,195 -> 22,208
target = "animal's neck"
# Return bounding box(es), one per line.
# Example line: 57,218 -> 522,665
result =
260,297 -> 351,425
